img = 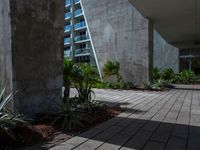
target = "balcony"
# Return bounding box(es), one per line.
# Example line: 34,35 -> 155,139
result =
74,9 -> 83,17
74,48 -> 90,56
74,0 -> 80,4
65,0 -> 70,7
64,49 -> 71,58
74,35 -> 90,43
74,21 -> 86,30
64,38 -> 71,45
65,12 -> 71,20
64,25 -> 71,32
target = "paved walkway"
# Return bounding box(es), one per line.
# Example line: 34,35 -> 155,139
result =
51,85 -> 200,150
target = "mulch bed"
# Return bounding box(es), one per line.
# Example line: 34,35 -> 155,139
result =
1,106 -> 122,150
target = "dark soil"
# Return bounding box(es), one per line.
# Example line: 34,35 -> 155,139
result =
1,106 -> 121,150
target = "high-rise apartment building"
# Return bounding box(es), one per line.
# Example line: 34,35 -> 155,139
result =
64,0 -> 96,66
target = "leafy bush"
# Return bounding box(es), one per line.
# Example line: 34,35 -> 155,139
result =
152,67 -> 200,85
152,67 -> 174,81
152,67 -> 161,80
193,75 -> 200,83
77,99 -> 105,112
160,68 -> 174,80
93,81 -> 108,89
172,70 -> 197,84
143,81 -> 154,90
144,79 -> 172,90
0,88 -> 25,139
93,79 -> 134,90
154,79 -> 172,88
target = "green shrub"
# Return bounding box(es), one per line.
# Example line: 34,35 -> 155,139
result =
52,99 -> 90,130
160,68 -> 174,80
143,81 -> 154,90
93,80 -> 108,89
107,81 -> 129,89
152,67 -> 200,85
193,75 -> 200,83
152,67 -> 161,80
172,70 -> 196,84
154,79 -> 172,88
152,67 -> 174,81
144,79 -> 172,90
93,80 -> 133,90
0,88 -> 26,139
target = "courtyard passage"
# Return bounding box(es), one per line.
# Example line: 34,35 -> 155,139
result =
51,85 -> 200,150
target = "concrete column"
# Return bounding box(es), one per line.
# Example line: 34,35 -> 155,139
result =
148,20 -> 154,82
0,0 -> 64,117
81,0 -> 153,87
0,0 -> 13,94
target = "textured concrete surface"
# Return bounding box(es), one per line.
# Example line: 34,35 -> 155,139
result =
51,85 -> 200,150
0,0 -> 64,116
82,0 -> 153,87
0,0 -> 12,94
153,31 -> 179,73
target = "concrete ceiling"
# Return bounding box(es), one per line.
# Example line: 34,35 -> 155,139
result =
129,0 -> 200,49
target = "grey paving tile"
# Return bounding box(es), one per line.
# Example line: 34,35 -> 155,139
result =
120,121 -> 144,135
65,137 -> 88,146
124,130 -> 152,149
78,128 -> 102,139
151,123 -> 174,143
96,143 -> 120,150
108,133 -> 133,146
115,118 -> 134,127
120,147 -> 137,150
143,141 -> 165,150
73,139 -> 103,150
188,134 -> 200,150
49,143 -> 75,150
142,121 -> 160,132
171,124 -> 188,138
166,136 -> 187,150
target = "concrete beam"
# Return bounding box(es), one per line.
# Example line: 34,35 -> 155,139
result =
129,0 -> 200,49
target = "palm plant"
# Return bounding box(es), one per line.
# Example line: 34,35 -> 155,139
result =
71,64 -> 97,104
53,63 -> 98,130
0,88 -> 25,139
63,58 -> 74,103
103,61 -> 122,82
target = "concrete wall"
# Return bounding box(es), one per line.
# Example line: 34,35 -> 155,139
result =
0,0 -> 64,117
153,31 -> 179,73
0,0 -> 13,94
82,0 -> 153,86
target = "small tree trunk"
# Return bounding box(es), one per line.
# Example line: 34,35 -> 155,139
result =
63,80 -> 70,103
